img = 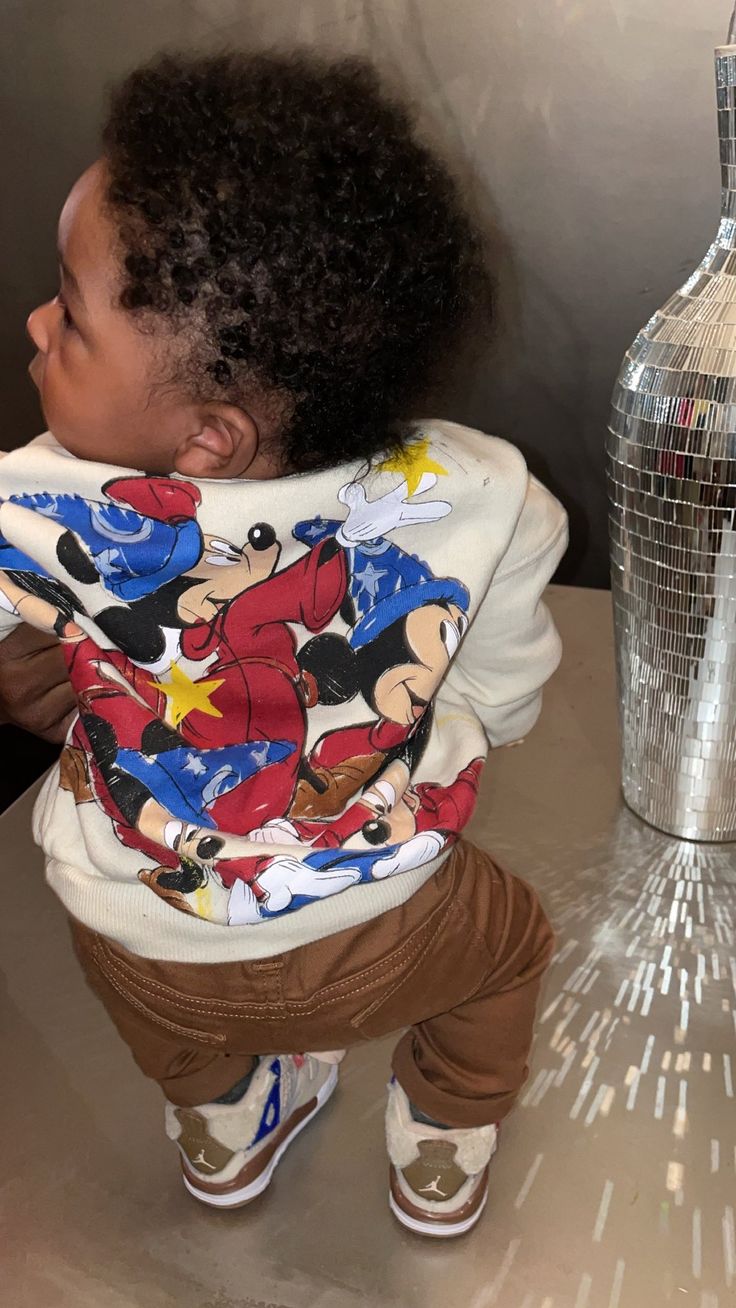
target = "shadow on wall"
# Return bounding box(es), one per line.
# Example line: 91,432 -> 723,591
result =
435,191 -> 591,587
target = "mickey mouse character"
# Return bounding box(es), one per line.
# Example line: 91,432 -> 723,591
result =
0,474 -> 286,665
22,470 -> 452,915
51,495 -> 345,894
0,474 -> 334,908
128,476 -> 450,844
226,753 -> 483,923
146,476 -> 454,900
0,477 -> 204,644
292,497 -> 469,819
319,755 -> 484,851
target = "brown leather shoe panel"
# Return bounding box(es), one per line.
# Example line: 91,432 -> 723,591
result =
181,1096 -> 318,1194
175,1108 -> 236,1174
389,1164 -> 489,1227
401,1139 -> 468,1201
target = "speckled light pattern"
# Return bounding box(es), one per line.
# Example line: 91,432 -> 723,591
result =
607,45 -> 736,840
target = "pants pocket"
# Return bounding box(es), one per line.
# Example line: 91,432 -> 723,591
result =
89,938 -> 226,1047
348,897 -> 487,1040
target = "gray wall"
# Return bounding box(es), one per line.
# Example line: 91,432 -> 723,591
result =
1,0 -> 733,585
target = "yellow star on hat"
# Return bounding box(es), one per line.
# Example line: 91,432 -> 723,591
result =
149,664 -> 225,728
377,436 -> 448,495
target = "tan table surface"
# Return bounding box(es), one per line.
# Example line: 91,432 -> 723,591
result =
2,585 -> 735,1308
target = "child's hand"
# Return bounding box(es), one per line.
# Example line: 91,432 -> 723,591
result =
227,877 -> 263,925
336,475 -> 451,546
247,818 -> 301,844
0,624 -> 75,742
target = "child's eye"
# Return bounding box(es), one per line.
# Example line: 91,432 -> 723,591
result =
55,292 -> 75,331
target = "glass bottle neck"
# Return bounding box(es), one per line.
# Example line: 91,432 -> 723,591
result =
717,46 -> 736,235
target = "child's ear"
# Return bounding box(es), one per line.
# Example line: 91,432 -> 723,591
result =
173,406 -> 259,479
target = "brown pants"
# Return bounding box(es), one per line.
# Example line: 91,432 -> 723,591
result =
70,841 -> 554,1129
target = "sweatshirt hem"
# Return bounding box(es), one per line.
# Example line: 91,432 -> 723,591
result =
46,853 -> 449,962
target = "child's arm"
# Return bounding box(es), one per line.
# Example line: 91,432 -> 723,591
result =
445,476 -> 568,747
0,623 -> 74,741
0,454 -> 25,641
0,452 -> 77,740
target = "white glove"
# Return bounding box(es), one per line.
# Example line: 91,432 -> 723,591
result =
370,831 -> 445,879
247,818 -> 301,845
336,475 -> 451,546
227,878 -> 264,925
256,854 -> 362,913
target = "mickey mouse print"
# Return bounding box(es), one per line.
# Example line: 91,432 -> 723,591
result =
0,433 -> 485,925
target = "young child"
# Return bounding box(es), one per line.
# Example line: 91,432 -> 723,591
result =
0,52 -> 566,1238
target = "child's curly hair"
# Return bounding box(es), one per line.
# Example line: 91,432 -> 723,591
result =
102,51 -> 491,473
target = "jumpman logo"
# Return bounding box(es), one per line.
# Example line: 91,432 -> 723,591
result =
191,1149 -> 217,1171
418,1174 -> 447,1197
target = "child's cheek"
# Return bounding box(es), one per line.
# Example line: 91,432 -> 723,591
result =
42,361 -> 101,456
40,377 -> 86,455
38,352 -> 68,418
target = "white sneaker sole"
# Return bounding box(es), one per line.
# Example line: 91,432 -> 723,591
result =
388,1186 -> 488,1239
182,1064 -> 339,1210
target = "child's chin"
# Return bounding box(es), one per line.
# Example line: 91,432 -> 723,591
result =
49,431 -> 82,458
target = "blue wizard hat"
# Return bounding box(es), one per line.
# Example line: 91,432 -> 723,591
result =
115,738 -> 295,828
294,517 -> 469,650
4,491 -> 202,602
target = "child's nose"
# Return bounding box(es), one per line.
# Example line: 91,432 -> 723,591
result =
26,300 -> 53,354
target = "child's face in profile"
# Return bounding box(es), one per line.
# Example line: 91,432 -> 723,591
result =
27,161 -> 179,473
26,160 -> 268,479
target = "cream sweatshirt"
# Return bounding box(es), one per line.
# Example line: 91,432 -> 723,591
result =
0,422 -> 567,961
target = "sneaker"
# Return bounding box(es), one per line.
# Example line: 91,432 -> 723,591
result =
166,1054 -> 339,1209
385,1079 -> 498,1238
